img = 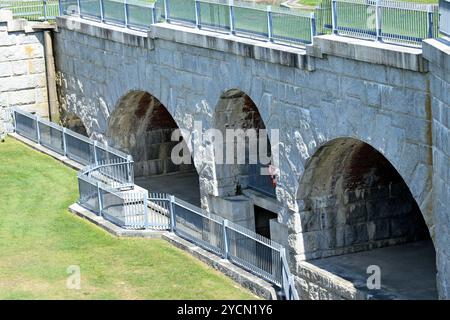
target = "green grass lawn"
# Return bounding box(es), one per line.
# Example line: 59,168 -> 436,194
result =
0,138 -> 256,300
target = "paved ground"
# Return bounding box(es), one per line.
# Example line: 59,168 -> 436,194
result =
310,240 -> 438,299
135,171 -> 201,207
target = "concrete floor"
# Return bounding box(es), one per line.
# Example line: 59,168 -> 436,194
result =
135,171 -> 201,207
310,240 -> 438,299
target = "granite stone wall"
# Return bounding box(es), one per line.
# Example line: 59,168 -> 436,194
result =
53,17 -> 449,298
0,11 -> 49,137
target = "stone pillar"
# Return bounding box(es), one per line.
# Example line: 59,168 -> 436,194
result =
0,9 -> 50,136
423,37 -> 450,300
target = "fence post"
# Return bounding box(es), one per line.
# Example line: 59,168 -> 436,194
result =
222,219 -> 229,259
12,109 -> 17,133
93,140 -> 98,165
43,0 -> 48,21
35,115 -> 41,144
143,192 -> 149,229
124,0 -> 129,28
151,4 -> 157,24
375,0 -> 382,42
164,0 -> 170,23
266,6 -> 273,42
77,0 -> 81,17
280,247 -> 288,298
58,0 -> 62,16
169,195 -> 176,232
97,181 -> 103,216
331,0 -> 338,35
195,0 -> 201,29
310,12 -> 317,44
127,154 -> 133,184
62,127 -> 67,156
229,0 -> 235,35
427,5 -> 434,39
99,0 -> 105,23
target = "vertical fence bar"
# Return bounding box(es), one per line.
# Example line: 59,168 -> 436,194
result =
99,0 -> 105,22
143,193 -> 149,229
427,5 -> 434,39
375,0 -> 382,42
127,155 -> 133,183
35,115 -> 41,144
124,0 -> 129,28
151,4 -> 157,24
331,0 -> 337,35
77,0 -> 81,17
222,219 -> 229,259
58,0 -> 62,16
43,0 -> 48,20
93,140 -> 98,165
97,182 -> 103,216
12,110 -> 17,133
62,127 -> 67,156
195,0 -> 201,29
267,6 -> 273,42
310,12 -> 317,43
169,195 -> 175,232
164,0 -> 170,23
229,0 -> 235,35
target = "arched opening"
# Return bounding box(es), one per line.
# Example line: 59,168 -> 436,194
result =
211,89 -> 279,238
61,112 -> 88,137
214,89 -> 275,197
296,137 -> 437,299
107,91 -> 200,205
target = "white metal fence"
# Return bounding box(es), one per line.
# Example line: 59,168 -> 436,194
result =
4,0 -> 442,47
10,106 -> 299,299
330,0 -> 439,46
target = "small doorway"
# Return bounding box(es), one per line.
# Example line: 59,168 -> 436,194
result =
254,205 -> 277,239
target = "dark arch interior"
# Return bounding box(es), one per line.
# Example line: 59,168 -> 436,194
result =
297,138 -> 436,299
298,138 -> 431,257
61,112 -> 88,137
107,91 -> 200,205
214,89 -> 275,197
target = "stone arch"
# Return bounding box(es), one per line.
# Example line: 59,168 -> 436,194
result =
212,88 -> 276,198
106,90 -> 200,205
61,111 -> 89,137
291,137 -> 438,298
295,137 -> 433,259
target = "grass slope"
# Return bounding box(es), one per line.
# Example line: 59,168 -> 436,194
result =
0,138 -> 255,300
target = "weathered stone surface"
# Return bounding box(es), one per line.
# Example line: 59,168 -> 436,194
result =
51,17 -> 449,299
0,14 -> 49,134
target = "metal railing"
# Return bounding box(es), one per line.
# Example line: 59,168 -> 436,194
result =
10,106 -> 298,299
162,0 -> 317,46
78,161 -> 150,229
439,0 -> 450,37
12,107 -> 150,230
0,0 -> 59,20
4,0 -> 442,47
329,0 -> 440,46
169,195 -> 299,299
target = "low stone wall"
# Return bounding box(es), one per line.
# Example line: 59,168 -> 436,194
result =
0,10 -> 50,137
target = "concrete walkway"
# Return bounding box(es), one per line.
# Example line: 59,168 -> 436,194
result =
135,171 -> 201,207
309,240 -> 438,299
